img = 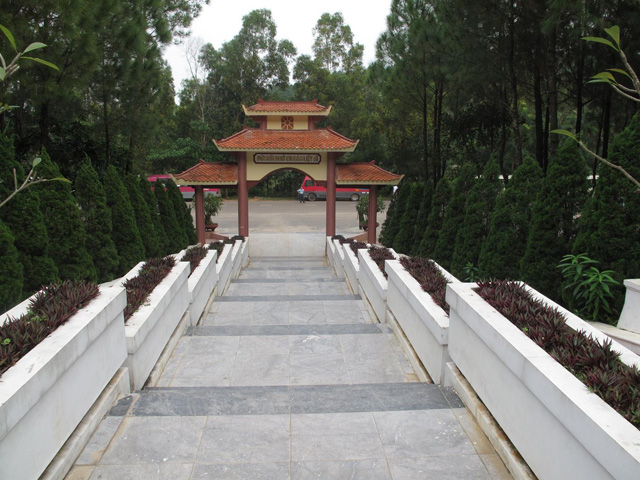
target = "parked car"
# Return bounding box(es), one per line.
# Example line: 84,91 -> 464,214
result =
301,176 -> 368,201
147,174 -> 220,200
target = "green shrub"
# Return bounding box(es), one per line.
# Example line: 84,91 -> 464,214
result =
105,166 -> 145,275
165,180 -> 196,246
204,195 -> 224,224
380,184 -> 410,247
154,180 -> 184,253
392,183 -> 425,254
410,182 -> 434,255
140,178 -> 169,255
379,190 -> 397,244
417,178 -> 451,258
75,162 -> 119,282
0,220 -> 23,312
125,175 -> 162,258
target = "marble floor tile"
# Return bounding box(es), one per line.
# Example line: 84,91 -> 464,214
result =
290,353 -> 351,385
237,336 -> 290,356
88,464 -> 193,480
292,459 -> 392,480
230,353 -> 289,386
387,455 -> 492,480
291,433 -> 385,462
291,412 -> 377,436
173,354 -> 236,379
288,335 -> 342,355
192,462 -> 290,479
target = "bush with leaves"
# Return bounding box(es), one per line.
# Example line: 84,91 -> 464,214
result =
393,183 -> 425,254
0,220 -> 22,311
378,189 -> 397,244
140,178 -> 169,255
380,183 -> 410,247
165,179 -> 197,246
154,180 -> 184,254
410,182 -> 434,255
204,194 -> 224,224
417,178 -> 451,258
208,241 -> 224,262
356,192 -> 385,228
75,162 -> 119,282
125,175 -> 162,258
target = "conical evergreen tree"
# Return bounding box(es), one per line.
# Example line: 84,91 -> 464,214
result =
478,157 -> 543,279
125,175 -> 162,258
520,140 -> 589,299
433,164 -> 476,271
451,160 -> 502,278
417,178 -> 451,258
410,182 -> 434,255
0,220 -> 23,311
35,148 -> 96,281
104,165 -> 145,275
393,183 -> 424,254
380,183 -> 411,247
165,179 -> 196,246
75,162 -> 119,282
379,189 -> 397,245
140,178 -> 169,255
155,180 -> 184,253
574,114 -> 640,284
0,135 -> 57,294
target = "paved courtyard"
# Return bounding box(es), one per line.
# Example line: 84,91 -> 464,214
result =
67,256 -> 511,479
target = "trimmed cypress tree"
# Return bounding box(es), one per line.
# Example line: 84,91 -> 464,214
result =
410,182 -> 434,255
125,175 -> 162,258
393,183 -> 424,254
433,164 -> 476,271
451,160 -> 502,278
104,165 -> 145,275
0,134 -> 58,294
165,180 -> 196,246
140,178 -> 169,255
380,183 -> 411,247
75,162 -> 119,282
35,148 -> 96,281
520,140 -> 589,300
379,190 -> 397,245
154,180 -> 184,253
573,114 -> 640,285
0,220 -> 23,311
478,157 -> 543,279
417,178 -> 451,258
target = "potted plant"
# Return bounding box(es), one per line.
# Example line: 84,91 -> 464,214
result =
204,194 -> 223,232
356,193 -> 385,230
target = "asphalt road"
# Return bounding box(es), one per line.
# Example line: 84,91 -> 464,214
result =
207,198 -> 389,235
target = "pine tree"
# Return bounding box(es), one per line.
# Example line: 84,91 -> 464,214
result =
0,135 -> 58,294
75,162 -> 119,282
451,160 -> 502,278
411,182 -> 434,255
104,165 -> 145,275
125,175 -> 162,258
165,179 -> 196,246
478,157 -> 543,279
393,183 -> 424,254
380,183 -> 411,247
35,149 -> 96,282
433,164 -> 476,271
154,180 -> 184,253
0,220 -> 23,311
520,140 -> 589,299
379,191 -> 397,245
140,178 -> 169,255
417,178 -> 451,258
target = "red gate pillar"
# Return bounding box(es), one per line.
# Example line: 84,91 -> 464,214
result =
195,185 -> 205,244
367,185 -> 378,244
237,152 -> 249,237
326,153 -> 336,237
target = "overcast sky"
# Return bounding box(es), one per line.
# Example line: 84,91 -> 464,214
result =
163,0 -> 392,93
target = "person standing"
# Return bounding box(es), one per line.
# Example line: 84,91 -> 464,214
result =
297,186 -> 305,203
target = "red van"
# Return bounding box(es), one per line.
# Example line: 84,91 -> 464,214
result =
148,174 -> 220,200
301,176 -> 368,201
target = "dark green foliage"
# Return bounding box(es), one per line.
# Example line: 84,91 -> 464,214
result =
520,141 -> 589,299
392,183 -> 424,254
140,179 -> 169,255
181,245 -> 208,277
400,256 -> 449,313
165,180 -> 196,246
0,135 -> 57,295
368,246 -> 395,278
123,256 -> 176,320
478,158 -> 543,279
105,166 -> 145,275
380,184 -> 411,247
75,162 -> 119,282
0,221 -> 23,312
573,114 -> 640,306
230,235 -> 246,242
417,178 -> 451,258
477,280 -> 640,430
331,234 -> 345,242
35,149 -> 96,282
378,191 -> 397,244
0,280 -> 99,376
451,160 -> 502,278
155,181 -> 186,253
208,241 -> 224,262
433,164 -> 476,271
125,175 -> 163,258
410,182 -> 434,255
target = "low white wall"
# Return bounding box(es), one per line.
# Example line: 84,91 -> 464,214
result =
326,236 -> 335,269
124,262 -> 190,390
358,248 -> 397,323
332,239 -> 345,278
187,250 -> 218,326
0,286 -> 128,480
342,244 -> 362,295
231,240 -> 243,279
446,282 -> 640,480
241,237 -> 250,267
216,244 -> 234,296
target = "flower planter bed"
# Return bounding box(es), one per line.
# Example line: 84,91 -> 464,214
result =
231,239 -> 244,279
185,249 -> 218,326
0,285 -> 127,480
342,242 -> 364,294
181,245 -> 208,278
358,246 -> 397,323
208,241 -> 224,261
446,281 -> 640,480
386,258 -> 458,383
332,238 -> 345,278
214,242 -> 234,296
123,260 -> 190,390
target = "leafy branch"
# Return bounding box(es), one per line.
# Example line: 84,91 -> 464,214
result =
0,157 -> 70,209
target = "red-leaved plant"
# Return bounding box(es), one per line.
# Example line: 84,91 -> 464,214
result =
123,256 -> 176,320
400,257 -> 450,313
368,246 -> 395,278
350,241 -> 368,260
208,241 -> 224,263
181,246 -> 208,277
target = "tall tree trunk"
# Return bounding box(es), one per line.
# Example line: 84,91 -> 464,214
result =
508,11 -> 523,168
548,28 -> 559,158
543,105 -> 550,174
575,41 -> 586,134
602,88 -> 612,159
534,61 -> 545,168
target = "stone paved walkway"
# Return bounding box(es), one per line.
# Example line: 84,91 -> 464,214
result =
67,256 -> 512,480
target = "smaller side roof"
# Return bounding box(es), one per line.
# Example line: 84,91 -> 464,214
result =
243,99 -> 331,116
171,160 -> 238,186
336,161 -> 404,186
